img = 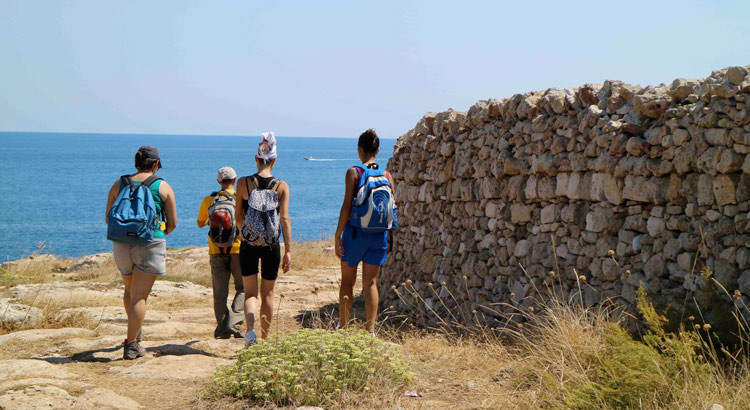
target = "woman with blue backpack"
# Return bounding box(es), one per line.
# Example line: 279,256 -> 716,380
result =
105,145 -> 177,360
334,129 -> 397,335
235,132 -> 292,347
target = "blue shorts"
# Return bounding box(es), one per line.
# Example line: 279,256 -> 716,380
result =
341,223 -> 387,267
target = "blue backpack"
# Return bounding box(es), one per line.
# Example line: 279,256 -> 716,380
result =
350,165 -> 398,232
107,175 -> 163,244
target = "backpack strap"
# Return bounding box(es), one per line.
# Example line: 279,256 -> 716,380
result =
142,175 -> 163,188
252,175 -> 260,190
270,179 -> 281,192
120,175 -> 135,191
139,175 -> 165,224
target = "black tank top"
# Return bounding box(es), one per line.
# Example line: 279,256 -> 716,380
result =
243,174 -> 278,211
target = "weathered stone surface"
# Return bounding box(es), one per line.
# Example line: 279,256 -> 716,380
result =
647,217 -> 665,238
510,204 -> 531,223
0,328 -> 95,349
0,359 -> 77,379
382,65 -> 750,331
0,302 -> 42,326
111,355 -> 231,380
713,175 -> 737,206
586,207 -> 615,233
0,385 -> 87,410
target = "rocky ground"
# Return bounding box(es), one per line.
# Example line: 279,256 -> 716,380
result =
0,248 -> 345,410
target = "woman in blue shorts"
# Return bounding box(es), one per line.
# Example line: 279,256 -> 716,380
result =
334,129 -> 395,334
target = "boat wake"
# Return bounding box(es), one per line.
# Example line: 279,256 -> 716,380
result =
304,156 -> 354,161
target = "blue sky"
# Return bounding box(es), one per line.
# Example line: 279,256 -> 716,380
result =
0,1 -> 747,138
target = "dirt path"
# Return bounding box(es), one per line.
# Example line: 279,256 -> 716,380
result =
0,263 -> 346,410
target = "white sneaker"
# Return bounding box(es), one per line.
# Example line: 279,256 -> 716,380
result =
244,330 -> 257,348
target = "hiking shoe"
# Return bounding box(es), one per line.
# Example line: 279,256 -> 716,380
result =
123,339 -> 146,360
229,328 -> 244,339
214,329 -> 231,339
244,330 -> 257,348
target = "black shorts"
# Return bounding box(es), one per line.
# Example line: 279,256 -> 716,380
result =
239,242 -> 281,280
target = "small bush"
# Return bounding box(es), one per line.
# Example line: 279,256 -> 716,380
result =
208,329 -> 412,407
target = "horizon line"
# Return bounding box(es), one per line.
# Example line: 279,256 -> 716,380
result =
0,130 -> 399,139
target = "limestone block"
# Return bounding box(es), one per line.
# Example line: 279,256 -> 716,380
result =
634,87 -> 671,119
540,204 -> 557,224
567,172 -> 585,199
673,128 -> 690,146
697,174 -> 715,206
524,177 -> 538,200
647,217 -> 666,238
716,149 -> 743,173
586,207 -> 615,233
705,128 -> 729,145
626,137 -> 649,156
677,252 -> 695,272
713,174 -> 737,206
590,173 -> 623,204
644,254 -> 666,279
727,66 -> 748,85
537,177 -> 556,200
510,204 -> 531,223
556,173 -> 569,197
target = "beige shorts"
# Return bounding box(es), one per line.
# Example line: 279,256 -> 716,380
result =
112,239 -> 167,276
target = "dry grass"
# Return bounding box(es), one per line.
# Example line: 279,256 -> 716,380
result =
164,258 -> 212,287
289,237 -> 338,272
1,298 -> 100,334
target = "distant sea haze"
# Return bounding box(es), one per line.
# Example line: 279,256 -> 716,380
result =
0,132 -> 395,260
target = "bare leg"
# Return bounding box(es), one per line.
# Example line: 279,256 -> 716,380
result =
242,275 -> 259,334
259,278 -> 276,339
339,262 -> 357,329
127,269 -> 157,341
361,263 -> 381,333
122,275 -> 133,321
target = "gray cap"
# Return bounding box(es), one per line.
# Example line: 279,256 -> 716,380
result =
138,145 -> 162,168
217,166 -> 237,181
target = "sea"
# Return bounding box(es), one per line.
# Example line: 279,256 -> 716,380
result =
0,132 -> 395,261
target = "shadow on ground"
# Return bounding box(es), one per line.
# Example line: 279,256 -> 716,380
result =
295,295 -> 419,335
33,340 -> 221,364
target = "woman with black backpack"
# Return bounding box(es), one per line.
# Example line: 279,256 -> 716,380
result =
235,132 -> 292,347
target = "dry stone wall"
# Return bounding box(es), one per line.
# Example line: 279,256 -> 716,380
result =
381,66 -> 750,326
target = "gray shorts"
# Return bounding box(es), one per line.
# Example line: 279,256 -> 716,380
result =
113,239 -> 167,276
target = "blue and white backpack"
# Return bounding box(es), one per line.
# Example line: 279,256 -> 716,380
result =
107,175 -> 162,244
240,175 -> 281,246
350,165 -> 398,232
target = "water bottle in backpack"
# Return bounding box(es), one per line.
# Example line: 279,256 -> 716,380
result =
350,165 -> 397,232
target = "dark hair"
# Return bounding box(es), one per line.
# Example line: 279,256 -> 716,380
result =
134,151 -> 159,172
220,178 -> 235,183
358,129 -> 379,155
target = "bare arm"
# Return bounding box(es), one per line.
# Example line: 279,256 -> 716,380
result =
159,181 -> 178,235
105,179 -> 120,223
278,181 -> 292,273
334,168 -> 358,258
235,177 -> 248,230
278,182 -> 292,252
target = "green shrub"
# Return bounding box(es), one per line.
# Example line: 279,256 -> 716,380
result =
562,289 -> 712,409
208,329 -> 412,407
